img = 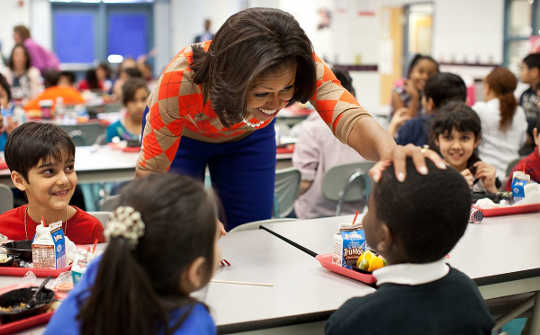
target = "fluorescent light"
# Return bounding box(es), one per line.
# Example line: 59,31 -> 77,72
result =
107,54 -> 124,63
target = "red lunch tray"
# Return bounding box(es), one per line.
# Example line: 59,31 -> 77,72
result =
276,144 -> 295,154
0,265 -> 71,278
0,161 -> 7,170
107,142 -> 140,153
0,311 -> 53,335
479,203 -> 540,217
316,253 -> 376,285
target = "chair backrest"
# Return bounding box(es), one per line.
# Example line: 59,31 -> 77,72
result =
0,184 -> 13,214
505,157 -> 522,179
273,167 -> 301,218
89,211 -> 111,229
321,162 -> 374,216
229,218 -> 297,233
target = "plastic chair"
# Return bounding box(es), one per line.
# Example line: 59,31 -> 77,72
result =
321,162 -> 374,216
229,218 -> 298,233
0,184 -> 13,214
273,167 -> 301,218
89,211 -> 111,229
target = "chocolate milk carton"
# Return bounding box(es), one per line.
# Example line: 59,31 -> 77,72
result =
32,221 -> 66,269
332,223 -> 366,269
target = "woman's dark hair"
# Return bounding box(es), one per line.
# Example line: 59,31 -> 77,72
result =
0,73 -> 12,102
191,7 -> 316,127
406,54 -> 439,78
77,174 -> 218,335
8,44 -> 31,71
374,158 -> 471,263
429,101 -> 482,172
523,53 -> 540,71
485,66 -> 518,131
85,69 -> 100,90
5,122 -> 75,181
122,78 -> 149,105
332,67 -> 355,97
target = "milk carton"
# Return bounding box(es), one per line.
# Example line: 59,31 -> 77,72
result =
511,171 -> 530,201
332,223 -> 366,269
32,221 -> 66,269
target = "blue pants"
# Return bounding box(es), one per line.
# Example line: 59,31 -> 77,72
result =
142,108 -> 276,230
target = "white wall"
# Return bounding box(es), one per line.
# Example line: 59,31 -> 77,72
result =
0,0 -> 31,58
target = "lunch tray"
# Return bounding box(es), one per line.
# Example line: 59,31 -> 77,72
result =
479,203 -> 540,217
316,253 -> 376,285
0,311 -> 53,334
0,266 -> 71,278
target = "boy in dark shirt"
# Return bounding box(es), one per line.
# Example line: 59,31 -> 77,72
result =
394,72 -> 466,146
520,53 -> 540,155
326,158 -> 494,335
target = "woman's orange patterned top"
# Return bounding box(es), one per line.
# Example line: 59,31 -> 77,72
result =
138,40 -> 371,172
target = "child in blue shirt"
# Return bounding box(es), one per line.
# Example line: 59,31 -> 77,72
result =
45,173 -> 220,335
0,73 -> 13,152
106,77 -> 149,143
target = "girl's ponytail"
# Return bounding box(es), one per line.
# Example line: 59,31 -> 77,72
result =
485,67 -> 518,131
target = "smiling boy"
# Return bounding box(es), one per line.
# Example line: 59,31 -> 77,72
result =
0,122 -> 104,244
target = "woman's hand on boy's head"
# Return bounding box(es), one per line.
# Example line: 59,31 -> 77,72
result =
369,144 -> 446,183
473,161 -> 498,193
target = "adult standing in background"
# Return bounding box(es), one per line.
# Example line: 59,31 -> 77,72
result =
193,19 -> 214,43
13,25 -> 60,73
137,8 -> 444,230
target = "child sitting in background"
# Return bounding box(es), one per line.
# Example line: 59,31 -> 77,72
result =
325,158 -> 494,335
393,72 -> 466,146
46,173 -> 219,335
106,78 -> 148,143
77,69 -> 102,92
506,116 -> 540,190
0,73 -> 15,152
58,71 -> 76,88
474,66 -> 528,179
519,53 -> 540,156
24,70 -> 85,111
390,54 -> 439,118
0,122 -> 104,244
430,102 -> 499,193
293,67 -> 367,219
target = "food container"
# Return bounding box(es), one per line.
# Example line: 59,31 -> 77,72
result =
1,241 -> 32,263
0,287 -> 55,323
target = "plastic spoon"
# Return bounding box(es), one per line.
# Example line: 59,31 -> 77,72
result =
27,276 -> 52,309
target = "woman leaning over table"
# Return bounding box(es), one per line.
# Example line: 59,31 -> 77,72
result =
136,8 -> 445,230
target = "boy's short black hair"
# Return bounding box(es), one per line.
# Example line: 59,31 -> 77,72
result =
5,122 -> 75,181
424,72 -> 467,108
59,71 -> 76,86
43,70 -> 61,88
0,74 -> 12,102
122,78 -> 149,105
523,53 -> 540,71
373,158 -> 471,263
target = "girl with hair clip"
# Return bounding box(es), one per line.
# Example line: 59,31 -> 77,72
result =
429,102 -> 499,194
473,67 -> 528,178
390,54 -> 439,120
45,174 -> 220,335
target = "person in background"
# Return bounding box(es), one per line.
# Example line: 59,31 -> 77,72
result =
0,74 -> 16,152
293,67 -> 367,219
194,18 -> 214,43
429,102 -> 499,193
474,67 -> 528,179
137,58 -> 157,92
12,25 -> 60,73
77,68 -> 102,92
96,62 -> 113,93
58,71 -> 76,88
0,122 -> 105,244
325,158 -> 494,335
393,72 -> 467,146
390,54 -> 439,118
112,59 -> 141,102
0,43 -> 43,104
45,174 -> 219,335
506,116 -> 540,190
106,78 -> 149,143
519,53 -> 540,156
24,70 -> 85,111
